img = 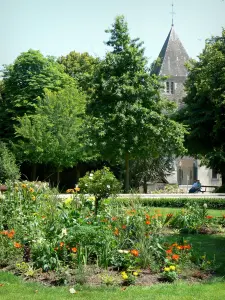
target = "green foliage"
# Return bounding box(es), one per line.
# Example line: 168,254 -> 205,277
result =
0,142 -> 20,183
177,29 -> 225,182
112,197 -> 225,209
88,15 -> 186,190
14,86 -> 87,172
58,51 -> 100,93
78,167 -> 122,215
162,266 -> 178,282
1,49 -> 75,140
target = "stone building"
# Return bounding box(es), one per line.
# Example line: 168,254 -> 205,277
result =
153,25 -> 221,188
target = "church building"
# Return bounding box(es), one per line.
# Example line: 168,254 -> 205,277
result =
153,24 -> 221,188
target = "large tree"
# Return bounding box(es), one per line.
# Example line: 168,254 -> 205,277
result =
177,29 -> 225,184
14,86 -> 87,183
58,51 -> 99,93
1,49 -> 75,140
88,16 -> 186,191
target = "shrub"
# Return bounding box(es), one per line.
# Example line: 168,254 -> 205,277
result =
78,167 -> 122,215
0,142 -> 20,183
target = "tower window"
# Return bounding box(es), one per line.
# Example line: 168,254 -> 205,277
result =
166,82 -> 170,93
171,82 -> 174,94
165,81 -> 175,94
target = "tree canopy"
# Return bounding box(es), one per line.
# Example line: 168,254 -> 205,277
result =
14,86 -> 87,182
88,15 -> 186,191
177,29 -> 225,183
1,49 -> 75,140
58,51 -> 100,93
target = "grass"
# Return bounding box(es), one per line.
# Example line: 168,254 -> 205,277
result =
0,272 -> 225,300
165,234 -> 225,276
152,207 -> 225,217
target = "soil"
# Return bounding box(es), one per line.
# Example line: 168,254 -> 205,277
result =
0,265 -> 212,287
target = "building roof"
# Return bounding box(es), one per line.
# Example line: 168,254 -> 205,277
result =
152,25 -> 189,77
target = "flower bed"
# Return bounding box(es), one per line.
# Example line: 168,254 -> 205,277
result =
0,181 -> 222,286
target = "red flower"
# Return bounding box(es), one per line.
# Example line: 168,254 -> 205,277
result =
71,247 -> 77,253
122,225 -> 127,229
205,215 -> 213,219
166,249 -> 172,254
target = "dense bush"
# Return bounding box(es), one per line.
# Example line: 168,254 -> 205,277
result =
0,142 -> 20,183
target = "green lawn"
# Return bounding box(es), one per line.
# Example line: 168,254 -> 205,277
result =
0,272 -> 225,300
152,207 -> 225,217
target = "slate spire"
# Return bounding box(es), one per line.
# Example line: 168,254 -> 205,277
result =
153,26 -> 189,77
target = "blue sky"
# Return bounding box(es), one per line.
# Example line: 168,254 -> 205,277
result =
0,0 -> 224,67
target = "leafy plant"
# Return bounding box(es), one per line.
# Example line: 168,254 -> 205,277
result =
78,167 -> 121,215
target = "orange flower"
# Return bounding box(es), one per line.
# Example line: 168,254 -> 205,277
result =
111,217 -> 117,221
145,220 -> 151,225
145,214 -> 150,220
166,249 -> 172,254
114,228 -> 119,236
167,213 -> 173,217
172,254 -> 179,261
205,215 -> 213,219
74,187 -> 80,192
71,247 -> 77,253
0,230 -> 8,236
66,189 -> 74,193
7,229 -> 15,239
130,249 -> 139,257
60,242 -> 64,247
14,242 -> 22,248
122,225 -> 127,229
54,247 -> 58,251
183,245 -> 191,250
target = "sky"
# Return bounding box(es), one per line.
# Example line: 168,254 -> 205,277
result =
0,0 -> 224,68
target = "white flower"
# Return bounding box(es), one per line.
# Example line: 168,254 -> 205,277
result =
107,185 -> 110,189
69,288 -> 76,294
118,249 -> 129,254
89,173 -> 93,177
203,203 -> 207,208
61,228 -> 67,236
0,192 -> 5,200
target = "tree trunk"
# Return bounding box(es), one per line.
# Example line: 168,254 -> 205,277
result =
57,169 -> 60,187
125,153 -> 130,192
222,173 -> 225,186
94,198 -> 99,216
143,176 -> 148,194
31,164 -> 37,181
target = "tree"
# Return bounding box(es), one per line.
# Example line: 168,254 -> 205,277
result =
88,16 -> 186,191
58,51 -> 100,93
0,142 -> 20,183
1,49 -> 75,140
14,86 -> 87,183
177,29 -> 225,184
130,155 -> 174,193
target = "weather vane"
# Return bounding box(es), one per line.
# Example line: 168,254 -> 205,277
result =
170,2 -> 175,26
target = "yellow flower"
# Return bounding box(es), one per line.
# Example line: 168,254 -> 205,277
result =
170,266 -> 176,271
29,187 -> 34,193
21,184 -> 27,188
122,274 -> 128,280
201,256 -> 206,260
64,198 -> 73,205
164,267 -> 170,272
32,196 -> 36,201
133,271 -> 138,276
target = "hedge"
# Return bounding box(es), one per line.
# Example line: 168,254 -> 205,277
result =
110,197 -> 225,209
